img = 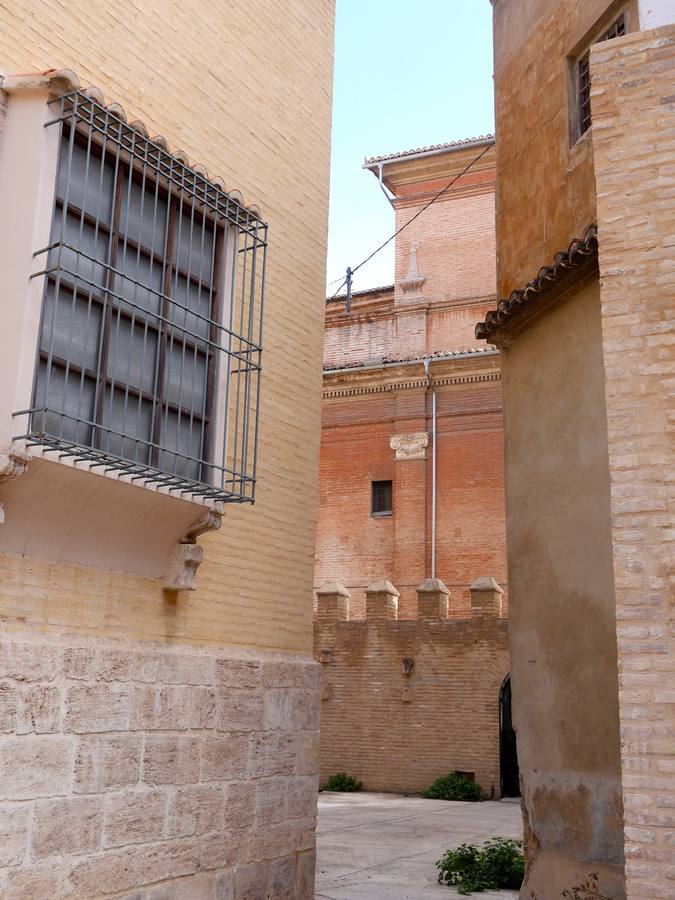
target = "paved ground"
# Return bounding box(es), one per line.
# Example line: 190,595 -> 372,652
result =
315,792 -> 522,900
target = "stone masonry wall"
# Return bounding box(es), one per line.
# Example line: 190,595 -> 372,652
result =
314,580 -> 509,796
0,633 -> 319,899
591,25 -> 675,900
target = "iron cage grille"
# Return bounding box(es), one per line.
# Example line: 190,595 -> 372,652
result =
17,91 -> 267,504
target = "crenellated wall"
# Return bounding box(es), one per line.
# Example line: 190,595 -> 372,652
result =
314,577 -> 510,796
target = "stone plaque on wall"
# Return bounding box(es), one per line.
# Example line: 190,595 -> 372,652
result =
389,432 -> 429,460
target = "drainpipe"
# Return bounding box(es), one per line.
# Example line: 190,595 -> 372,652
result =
423,358 -> 437,580
376,161 -> 395,207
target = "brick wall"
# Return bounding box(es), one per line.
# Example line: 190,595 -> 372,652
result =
591,26 -> 675,900
0,0 -> 334,655
0,2 -> 332,892
394,189 -> 496,310
315,357 -> 508,619
314,580 -> 509,795
0,634 -> 318,898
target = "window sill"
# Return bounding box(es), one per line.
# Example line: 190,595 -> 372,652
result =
371,511 -> 393,518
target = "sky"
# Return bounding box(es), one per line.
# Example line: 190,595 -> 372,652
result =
326,0 -> 495,295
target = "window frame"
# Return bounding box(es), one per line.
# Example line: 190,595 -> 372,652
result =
17,89 -> 267,505
568,3 -> 634,144
371,479 -> 393,517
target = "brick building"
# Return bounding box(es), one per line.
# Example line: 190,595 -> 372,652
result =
0,2 -> 333,897
479,2 -> 675,897
314,141 -> 513,796
316,140 -> 507,619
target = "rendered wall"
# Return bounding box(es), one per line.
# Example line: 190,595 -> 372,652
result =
501,277 -> 624,898
591,26 -> 675,899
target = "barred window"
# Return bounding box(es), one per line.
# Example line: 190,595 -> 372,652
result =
576,11 -> 626,138
371,480 -> 393,516
26,92 -> 266,503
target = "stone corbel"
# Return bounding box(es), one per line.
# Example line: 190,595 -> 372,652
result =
399,242 -> 426,296
0,446 -> 31,483
0,447 -> 31,524
390,432 -> 429,460
162,509 -> 222,592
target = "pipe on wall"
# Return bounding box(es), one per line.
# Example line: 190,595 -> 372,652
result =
423,358 -> 437,580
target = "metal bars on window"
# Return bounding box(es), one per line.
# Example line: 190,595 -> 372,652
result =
577,12 -> 626,137
371,480 -> 393,516
19,91 -> 266,503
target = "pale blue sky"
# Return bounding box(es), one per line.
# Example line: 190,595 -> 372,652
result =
326,0 -> 495,294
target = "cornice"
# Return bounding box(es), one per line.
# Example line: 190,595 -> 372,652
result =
322,355 -> 501,399
324,292 -> 497,328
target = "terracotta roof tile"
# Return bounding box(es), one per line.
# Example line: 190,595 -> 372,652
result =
475,226 -> 599,342
364,135 -> 495,166
323,346 -> 495,373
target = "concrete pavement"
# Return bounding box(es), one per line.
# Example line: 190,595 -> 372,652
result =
315,792 -> 523,899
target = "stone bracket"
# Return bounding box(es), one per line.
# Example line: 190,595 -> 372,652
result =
162,509 -> 222,592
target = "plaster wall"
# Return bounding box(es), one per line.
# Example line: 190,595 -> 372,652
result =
0,0 -> 334,655
501,276 -> 624,897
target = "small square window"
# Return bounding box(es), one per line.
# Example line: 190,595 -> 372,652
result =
574,11 -> 627,139
371,480 -> 392,516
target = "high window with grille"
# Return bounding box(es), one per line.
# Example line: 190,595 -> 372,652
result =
26,92 -> 266,503
576,12 -> 626,138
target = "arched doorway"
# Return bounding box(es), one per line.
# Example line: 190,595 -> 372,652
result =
500,674 -> 520,797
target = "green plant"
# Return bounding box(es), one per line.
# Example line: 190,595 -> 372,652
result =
423,771 -> 483,801
437,838 -> 524,894
530,872 -> 614,899
320,771 -> 363,792
561,873 -> 613,900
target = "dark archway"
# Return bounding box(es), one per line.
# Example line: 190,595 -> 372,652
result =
499,674 -> 520,797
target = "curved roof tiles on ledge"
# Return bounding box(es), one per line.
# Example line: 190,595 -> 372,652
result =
326,284 -> 394,304
0,68 -> 264,223
475,225 -> 599,342
323,346 -> 496,372
364,135 -> 495,166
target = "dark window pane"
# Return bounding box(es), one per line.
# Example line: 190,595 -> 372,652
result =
372,480 -> 393,515
33,360 -> 95,446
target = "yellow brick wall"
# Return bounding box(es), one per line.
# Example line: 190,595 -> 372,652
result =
591,26 -> 675,900
0,0 -> 335,654
315,593 -> 509,795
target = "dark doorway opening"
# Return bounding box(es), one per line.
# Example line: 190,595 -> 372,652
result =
500,674 -> 520,797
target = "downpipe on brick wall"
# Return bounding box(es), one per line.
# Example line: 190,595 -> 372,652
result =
423,358 -> 437,580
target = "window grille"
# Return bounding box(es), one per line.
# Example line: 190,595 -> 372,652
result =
21,91 -> 266,503
371,480 -> 393,516
577,12 -> 626,137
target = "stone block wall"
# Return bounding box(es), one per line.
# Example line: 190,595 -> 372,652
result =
591,25 -> 675,900
314,579 -> 509,796
0,634 -> 319,898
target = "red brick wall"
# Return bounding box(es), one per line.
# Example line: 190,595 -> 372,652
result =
394,186 -> 497,312
315,364 -> 508,619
